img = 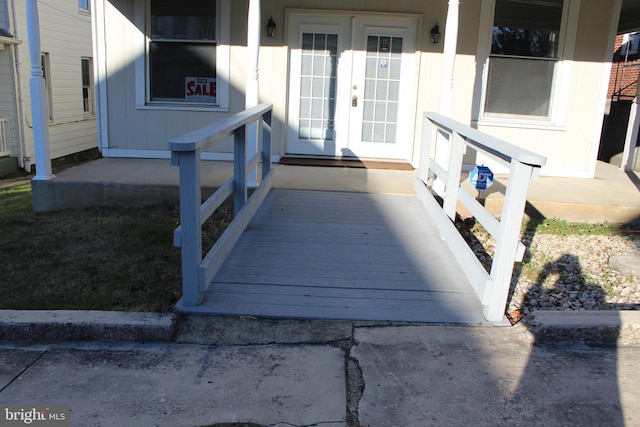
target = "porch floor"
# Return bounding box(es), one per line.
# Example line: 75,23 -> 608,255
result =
177,189 -> 487,324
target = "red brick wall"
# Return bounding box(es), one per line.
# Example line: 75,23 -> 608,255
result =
608,34 -> 640,100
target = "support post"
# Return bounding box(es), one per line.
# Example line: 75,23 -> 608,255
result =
234,125 -> 247,215
622,76 -> 640,171
176,151 -> 203,306
261,110 -> 272,181
443,132 -> 465,220
433,0 -> 460,195
26,0 -> 53,180
439,0 -> 460,116
419,116 -> 435,184
484,160 -> 533,322
246,0 -> 261,186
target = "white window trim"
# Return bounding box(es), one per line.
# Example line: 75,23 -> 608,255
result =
473,0 -> 580,129
82,57 -> 95,117
134,0 -> 230,112
79,0 -> 90,14
41,52 -> 54,121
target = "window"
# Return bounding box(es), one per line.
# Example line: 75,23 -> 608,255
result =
623,32 -> 640,56
41,52 -> 53,121
82,57 -> 94,115
147,0 -> 218,105
79,0 -> 89,12
484,0 -> 564,118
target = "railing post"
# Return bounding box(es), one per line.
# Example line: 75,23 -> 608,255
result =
261,110 -> 272,181
443,132 -> 465,220
176,151 -> 203,306
419,116 -> 434,184
234,124 -> 247,215
484,159 -> 534,321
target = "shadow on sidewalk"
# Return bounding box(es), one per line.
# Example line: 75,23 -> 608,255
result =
512,253 -> 624,426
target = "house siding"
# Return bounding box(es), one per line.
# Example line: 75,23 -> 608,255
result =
0,0 -> 20,160
476,0 -> 616,176
0,48 -> 19,157
14,0 -> 97,169
100,0 -> 619,177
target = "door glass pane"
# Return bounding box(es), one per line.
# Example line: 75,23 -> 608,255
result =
362,35 -> 402,143
298,33 -> 337,141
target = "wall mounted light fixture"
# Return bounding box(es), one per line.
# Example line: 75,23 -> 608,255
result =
266,17 -> 276,38
430,23 -> 441,44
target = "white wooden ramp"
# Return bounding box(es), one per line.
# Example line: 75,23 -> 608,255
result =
186,189 -> 487,324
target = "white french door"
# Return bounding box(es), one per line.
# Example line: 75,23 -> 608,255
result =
286,12 -> 418,160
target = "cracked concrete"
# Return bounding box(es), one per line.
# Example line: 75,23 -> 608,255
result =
2,317 -> 640,426
0,343 -> 347,427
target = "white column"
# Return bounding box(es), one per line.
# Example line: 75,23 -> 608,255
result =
434,0 -> 460,195
622,76 -> 640,171
26,0 -> 54,180
439,0 -> 460,116
246,0 -> 260,186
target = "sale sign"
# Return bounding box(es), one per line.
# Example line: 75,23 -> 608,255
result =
185,77 -> 216,103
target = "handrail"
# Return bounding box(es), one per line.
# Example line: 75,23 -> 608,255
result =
415,111 -> 546,322
423,112 -> 547,166
170,103 -> 273,307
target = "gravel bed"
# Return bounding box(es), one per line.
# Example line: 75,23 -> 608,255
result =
461,225 -> 640,319
509,233 -> 640,315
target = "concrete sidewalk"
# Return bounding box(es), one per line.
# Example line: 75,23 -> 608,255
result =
1,317 -> 640,427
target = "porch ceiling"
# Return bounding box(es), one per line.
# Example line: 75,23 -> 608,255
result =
621,0 -> 640,33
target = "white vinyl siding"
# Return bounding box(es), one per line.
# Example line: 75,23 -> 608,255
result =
14,0 -> 97,165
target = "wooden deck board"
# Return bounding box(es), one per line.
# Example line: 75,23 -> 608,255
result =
193,189 -> 486,324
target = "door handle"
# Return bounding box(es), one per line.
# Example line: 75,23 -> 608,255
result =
352,95 -> 358,107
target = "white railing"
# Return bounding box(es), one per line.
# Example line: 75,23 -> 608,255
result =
0,119 -> 11,157
415,112 -> 546,322
170,103 -> 273,308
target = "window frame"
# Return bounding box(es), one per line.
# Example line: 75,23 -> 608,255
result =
41,52 -> 54,121
476,0 -> 579,129
135,0 -> 230,112
78,0 -> 90,13
81,57 -> 95,116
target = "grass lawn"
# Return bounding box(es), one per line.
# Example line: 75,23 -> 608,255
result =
2,180 -> 637,313
0,183 -> 231,312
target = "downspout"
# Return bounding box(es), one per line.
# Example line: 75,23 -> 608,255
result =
9,0 -> 27,169
91,0 -> 108,155
26,0 -> 54,180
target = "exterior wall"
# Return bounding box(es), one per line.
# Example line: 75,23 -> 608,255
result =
475,0 -> 617,177
100,0 -> 618,177
0,0 -> 20,161
101,0 -> 241,156
0,44 -> 20,158
101,0 -> 449,162
15,0 -> 97,170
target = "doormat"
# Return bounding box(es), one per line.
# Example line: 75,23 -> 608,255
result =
279,157 -> 414,170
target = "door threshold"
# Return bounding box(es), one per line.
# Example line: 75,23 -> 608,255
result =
279,156 -> 414,171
